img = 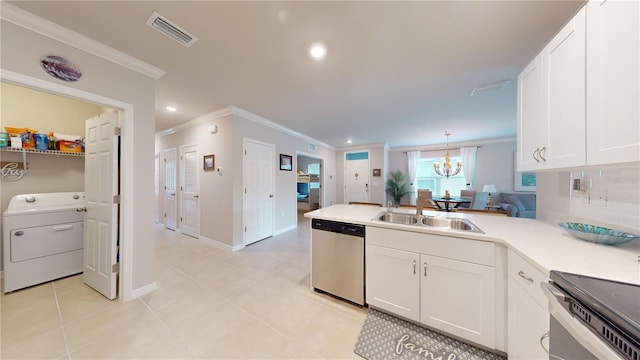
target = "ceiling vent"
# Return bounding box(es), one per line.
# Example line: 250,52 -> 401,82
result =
146,12 -> 197,48
470,80 -> 509,96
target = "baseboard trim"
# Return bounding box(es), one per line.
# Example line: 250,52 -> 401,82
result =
274,225 -> 297,236
129,281 -> 157,300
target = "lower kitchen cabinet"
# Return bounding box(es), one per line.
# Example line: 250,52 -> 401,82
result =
366,245 -> 420,321
420,254 -> 495,348
507,249 -> 550,359
366,227 -> 498,350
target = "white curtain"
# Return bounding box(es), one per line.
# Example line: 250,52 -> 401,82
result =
406,151 -> 421,205
460,147 -> 478,188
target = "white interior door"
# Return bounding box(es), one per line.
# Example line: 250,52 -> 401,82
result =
154,152 -> 160,224
180,144 -> 200,238
84,110 -> 119,300
243,139 -> 274,245
164,148 -> 177,230
344,151 -> 370,204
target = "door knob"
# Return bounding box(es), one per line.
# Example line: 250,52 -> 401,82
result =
269,194 -> 274,198
194,195 -> 199,198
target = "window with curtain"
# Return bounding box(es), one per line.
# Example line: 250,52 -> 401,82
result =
415,157 -> 466,196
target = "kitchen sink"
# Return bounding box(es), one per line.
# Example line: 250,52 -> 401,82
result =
376,213 -> 419,225
421,216 -> 451,228
375,212 -> 484,233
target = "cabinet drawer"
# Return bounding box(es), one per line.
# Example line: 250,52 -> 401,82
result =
508,249 -> 548,309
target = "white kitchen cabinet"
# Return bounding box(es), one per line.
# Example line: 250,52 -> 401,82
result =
420,254 -> 495,348
586,0 -> 640,165
507,250 -> 550,359
365,245 -> 420,322
366,227 -> 499,350
517,56 -> 544,171
517,6 -> 587,171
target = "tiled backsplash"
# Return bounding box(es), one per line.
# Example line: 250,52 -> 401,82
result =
568,164 -> 640,232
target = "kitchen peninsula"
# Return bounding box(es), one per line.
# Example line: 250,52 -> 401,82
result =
305,204 -> 640,355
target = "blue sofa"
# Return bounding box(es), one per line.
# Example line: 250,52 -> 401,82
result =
495,193 -> 536,219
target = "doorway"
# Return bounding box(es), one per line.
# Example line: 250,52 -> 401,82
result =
344,150 -> 371,204
1,70 -> 135,301
243,138 -> 275,246
296,152 -> 324,213
164,148 -> 177,231
179,144 -> 200,238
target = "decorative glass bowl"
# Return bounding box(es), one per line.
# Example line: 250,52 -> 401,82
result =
558,222 -> 640,245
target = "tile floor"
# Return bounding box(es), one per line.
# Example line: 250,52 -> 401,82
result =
1,213 -> 368,359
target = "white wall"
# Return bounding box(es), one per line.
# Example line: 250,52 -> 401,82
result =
1,20 -> 157,294
231,110 -> 336,248
335,144 -> 388,205
537,163 -> 640,233
155,107 -> 337,249
388,141 -> 521,202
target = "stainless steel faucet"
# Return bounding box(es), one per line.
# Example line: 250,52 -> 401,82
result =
416,195 -> 428,215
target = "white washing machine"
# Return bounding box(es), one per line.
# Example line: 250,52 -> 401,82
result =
3,192 -> 85,293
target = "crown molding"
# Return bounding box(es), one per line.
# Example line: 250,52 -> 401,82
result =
390,136 -> 516,152
229,106 -> 335,151
336,143 -> 388,151
155,106 -> 233,137
0,2 -> 166,79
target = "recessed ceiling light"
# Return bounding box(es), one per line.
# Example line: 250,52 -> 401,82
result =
309,43 -> 327,60
166,106 -> 177,112
347,139 -> 353,144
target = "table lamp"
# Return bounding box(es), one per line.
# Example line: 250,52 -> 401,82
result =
482,184 -> 497,206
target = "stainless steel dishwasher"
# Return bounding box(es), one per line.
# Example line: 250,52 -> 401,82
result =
311,219 -> 365,305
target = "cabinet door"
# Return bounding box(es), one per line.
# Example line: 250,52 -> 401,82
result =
366,245 -> 420,322
587,0 -> 640,165
542,6 -> 587,169
518,6 -> 587,171
517,55 -> 545,171
420,254 -> 496,349
508,278 -> 550,359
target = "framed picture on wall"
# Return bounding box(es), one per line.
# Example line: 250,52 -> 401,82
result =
372,168 -> 381,177
203,154 -> 215,171
513,153 -> 536,191
280,154 -> 292,171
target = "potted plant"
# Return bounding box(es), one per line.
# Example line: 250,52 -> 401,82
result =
386,170 -> 412,206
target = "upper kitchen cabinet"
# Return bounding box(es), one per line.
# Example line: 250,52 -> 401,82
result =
586,0 -> 640,165
518,6 -> 587,171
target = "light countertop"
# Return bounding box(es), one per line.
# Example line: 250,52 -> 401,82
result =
305,204 -> 640,285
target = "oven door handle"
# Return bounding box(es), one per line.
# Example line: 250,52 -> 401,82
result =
541,283 -> 625,360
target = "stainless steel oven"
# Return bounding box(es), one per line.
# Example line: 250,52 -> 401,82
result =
542,271 -> 639,360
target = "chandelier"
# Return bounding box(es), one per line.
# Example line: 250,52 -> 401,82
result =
433,131 -> 462,178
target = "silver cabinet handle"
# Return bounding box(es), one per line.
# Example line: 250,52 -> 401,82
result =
533,149 -> 540,163
540,331 -> 566,360
269,194 -> 274,198
194,195 -> 199,198
518,270 -> 534,284
76,207 -> 87,212
539,146 -> 547,162
424,262 -> 427,276
540,331 -> 550,355
14,231 -> 24,236
413,261 -> 416,274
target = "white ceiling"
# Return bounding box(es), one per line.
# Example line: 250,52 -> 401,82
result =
7,1 -> 585,148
